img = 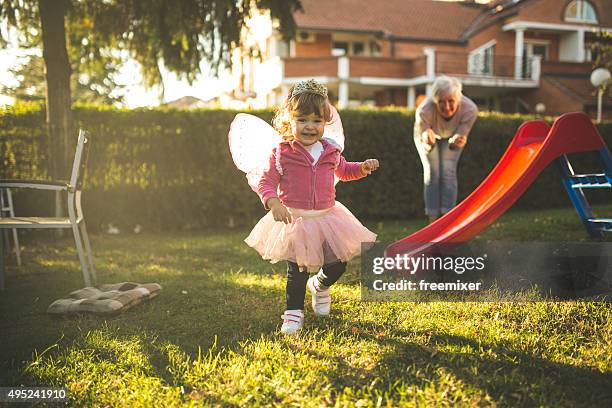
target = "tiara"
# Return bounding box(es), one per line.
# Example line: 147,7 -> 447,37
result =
292,79 -> 328,98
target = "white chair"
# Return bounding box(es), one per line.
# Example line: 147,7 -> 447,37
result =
0,129 -> 96,290
0,188 -> 21,266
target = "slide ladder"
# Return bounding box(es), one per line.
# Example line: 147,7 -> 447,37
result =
557,146 -> 612,239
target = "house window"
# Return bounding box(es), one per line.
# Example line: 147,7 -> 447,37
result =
523,43 -> 549,61
332,41 -> 349,56
332,39 -> 380,57
585,45 -> 600,63
468,42 -> 495,75
522,42 -> 549,77
353,42 -> 365,56
564,0 -> 598,23
370,41 -> 382,56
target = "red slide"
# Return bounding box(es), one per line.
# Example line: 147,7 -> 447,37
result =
385,112 -> 608,258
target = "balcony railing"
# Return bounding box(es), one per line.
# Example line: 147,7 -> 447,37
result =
282,56 -> 427,80
348,56 -> 427,78
281,51 -> 542,83
435,52 -> 536,80
284,57 -> 338,77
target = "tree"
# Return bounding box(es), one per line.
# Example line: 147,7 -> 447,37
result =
4,54 -> 127,105
1,0 -> 301,215
3,54 -> 46,104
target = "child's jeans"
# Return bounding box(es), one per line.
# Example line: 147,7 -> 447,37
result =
414,136 -> 464,216
286,261 -> 346,310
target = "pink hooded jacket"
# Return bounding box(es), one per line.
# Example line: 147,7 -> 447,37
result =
258,138 -> 365,210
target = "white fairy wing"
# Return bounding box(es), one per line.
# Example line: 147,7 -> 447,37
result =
323,105 -> 345,185
229,106 -> 346,193
323,104 -> 345,152
228,113 -> 281,192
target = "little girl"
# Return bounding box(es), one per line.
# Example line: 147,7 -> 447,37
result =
241,79 -> 379,335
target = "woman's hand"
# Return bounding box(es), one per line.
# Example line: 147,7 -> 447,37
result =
424,129 -> 437,146
361,159 -> 380,175
449,134 -> 467,149
267,198 -> 292,224
422,129 -> 438,152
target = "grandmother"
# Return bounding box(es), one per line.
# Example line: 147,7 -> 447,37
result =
414,76 -> 478,223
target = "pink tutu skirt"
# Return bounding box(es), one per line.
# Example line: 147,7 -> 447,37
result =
245,201 -> 377,273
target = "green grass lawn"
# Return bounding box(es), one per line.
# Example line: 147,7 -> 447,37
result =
0,205 -> 611,407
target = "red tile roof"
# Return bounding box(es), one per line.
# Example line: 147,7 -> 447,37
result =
294,1 -> 612,43
509,0 -> 612,27
294,0 -> 486,42
464,0 -> 612,38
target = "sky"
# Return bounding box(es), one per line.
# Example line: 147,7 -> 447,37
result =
0,36 -> 235,108
0,39 -> 25,106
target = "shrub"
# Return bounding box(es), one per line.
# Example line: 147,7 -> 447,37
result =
1,105 -> 610,231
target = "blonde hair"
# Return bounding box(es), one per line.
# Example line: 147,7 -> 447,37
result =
273,85 -> 332,141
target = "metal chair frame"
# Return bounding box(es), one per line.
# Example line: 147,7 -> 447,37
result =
0,188 -> 21,266
0,129 -> 96,290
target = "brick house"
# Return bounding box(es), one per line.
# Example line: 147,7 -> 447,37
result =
230,0 -> 611,119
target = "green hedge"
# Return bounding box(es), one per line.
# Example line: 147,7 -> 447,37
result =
1,104 -> 610,231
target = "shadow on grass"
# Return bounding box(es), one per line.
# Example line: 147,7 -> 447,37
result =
3,275 -> 611,406
2,225 -> 611,405
0,270 -> 287,380
306,316 -> 612,407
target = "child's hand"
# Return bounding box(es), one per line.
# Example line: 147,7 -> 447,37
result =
268,198 -> 292,224
361,159 -> 380,175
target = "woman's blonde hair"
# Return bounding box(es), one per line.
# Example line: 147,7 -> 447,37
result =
273,85 -> 332,141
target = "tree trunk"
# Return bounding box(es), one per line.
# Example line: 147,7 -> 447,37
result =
38,0 -> 72,217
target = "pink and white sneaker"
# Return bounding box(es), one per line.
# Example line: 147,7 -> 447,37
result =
281,309 -> 304,335
307,275 -> 331,316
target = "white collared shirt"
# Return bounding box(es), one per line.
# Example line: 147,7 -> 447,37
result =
303,141 -> 324,164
